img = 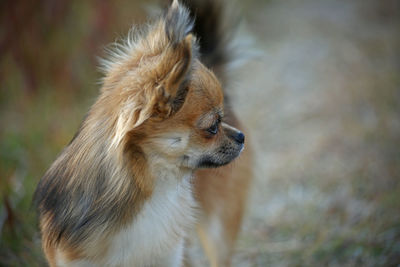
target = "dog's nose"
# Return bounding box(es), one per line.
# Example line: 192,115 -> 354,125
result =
234,132 -> 245,144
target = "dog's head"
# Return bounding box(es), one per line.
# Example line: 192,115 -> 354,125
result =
99,0 -> 244,170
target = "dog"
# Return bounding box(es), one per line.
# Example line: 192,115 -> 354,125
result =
34,0 -> 252,266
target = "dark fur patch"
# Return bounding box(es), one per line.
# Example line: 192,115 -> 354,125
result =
181,0 -> 238,108
34,130 -> 147,248
171,81 -> 189,114
182,0 -> 235,70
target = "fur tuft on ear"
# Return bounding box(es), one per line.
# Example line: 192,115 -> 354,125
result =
165,0 -> 194,46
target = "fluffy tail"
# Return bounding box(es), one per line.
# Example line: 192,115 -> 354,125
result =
180,0 -> 237,85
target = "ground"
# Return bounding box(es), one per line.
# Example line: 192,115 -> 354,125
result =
231,0 -> 400,266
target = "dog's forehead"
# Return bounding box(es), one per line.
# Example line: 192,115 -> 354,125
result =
191,62 -> 223,106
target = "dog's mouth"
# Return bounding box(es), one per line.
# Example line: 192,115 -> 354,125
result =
196,143 -> 244,169
197,156 -> 226,168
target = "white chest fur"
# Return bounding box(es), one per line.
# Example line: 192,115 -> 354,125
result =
103,171 -> 196,267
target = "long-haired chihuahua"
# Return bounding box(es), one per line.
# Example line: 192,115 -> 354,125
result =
34,0 -> 252,266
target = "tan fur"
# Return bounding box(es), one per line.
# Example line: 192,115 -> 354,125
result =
35,1 -> 249,266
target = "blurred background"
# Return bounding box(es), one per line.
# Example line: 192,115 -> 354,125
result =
1,0 -> 399,266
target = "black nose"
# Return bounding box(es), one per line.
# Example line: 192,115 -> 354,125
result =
234,132 -> 245,144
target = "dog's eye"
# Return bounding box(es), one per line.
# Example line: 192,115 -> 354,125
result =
207,123 -> 218,135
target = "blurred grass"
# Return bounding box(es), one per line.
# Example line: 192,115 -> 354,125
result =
0,0 -> 149,265
231,0 -> 400,266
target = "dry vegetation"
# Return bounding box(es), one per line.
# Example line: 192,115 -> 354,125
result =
1,0 -> 399,266
232,0 -> 400,266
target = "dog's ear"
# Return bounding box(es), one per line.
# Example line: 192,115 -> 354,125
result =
151,33 -> 194,119
148,0 -> 195,120
104,0 -> 197,147
123,0 -> 195,124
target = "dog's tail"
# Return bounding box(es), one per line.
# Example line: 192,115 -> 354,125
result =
181,0 -> 238,86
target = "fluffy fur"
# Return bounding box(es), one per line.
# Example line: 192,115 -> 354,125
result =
34,1 -> 250,266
